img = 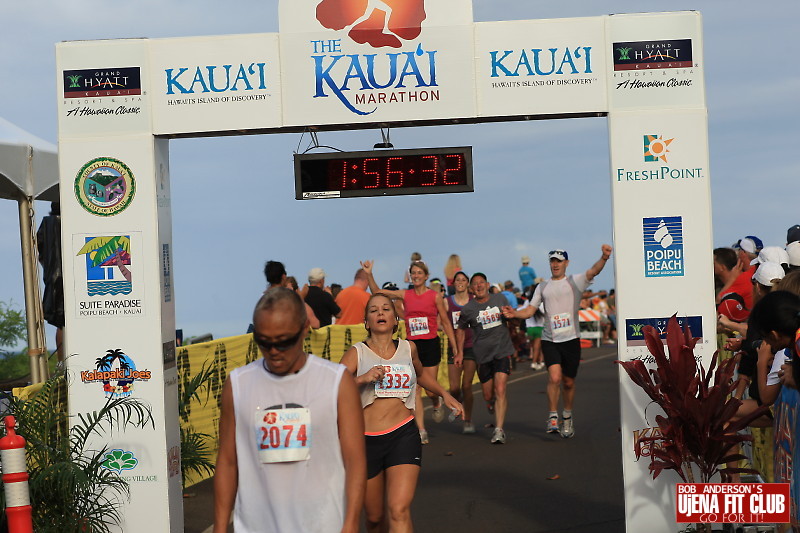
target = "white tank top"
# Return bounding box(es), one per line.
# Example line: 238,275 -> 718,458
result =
230,354 -> 346,533
355,339 -> 417,410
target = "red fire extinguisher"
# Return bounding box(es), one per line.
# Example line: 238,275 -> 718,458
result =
0,416 -> 33,533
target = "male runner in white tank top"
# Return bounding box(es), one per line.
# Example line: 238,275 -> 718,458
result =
214,288 -> 366,533
505,244 -> 612,439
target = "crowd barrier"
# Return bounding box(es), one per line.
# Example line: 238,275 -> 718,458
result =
176,322 -> 454,486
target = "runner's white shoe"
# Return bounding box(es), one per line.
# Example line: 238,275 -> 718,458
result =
546,416 -> 559,433
490,427 -> 506,444
561,416 -> 574,439
419,429 -> 429,445
432,405 -> 444,423
462,422 -> 476,434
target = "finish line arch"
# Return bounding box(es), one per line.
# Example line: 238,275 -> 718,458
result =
56,3 -> 713,531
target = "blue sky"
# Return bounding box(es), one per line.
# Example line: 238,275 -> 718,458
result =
1,1 -> 798,347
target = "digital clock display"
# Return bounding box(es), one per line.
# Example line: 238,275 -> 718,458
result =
295,147 -> 473,199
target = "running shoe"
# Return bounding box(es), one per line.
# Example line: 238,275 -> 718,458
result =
537,362 -> 546,371
490,427 -> 506,444
546,416 -> 559,434
462,422 -> 476,434
487,399 -> 495,414
561,416 -> 574,439
530,361 -> 537,369
432,405 -> 445,423
419,429 -> 429,445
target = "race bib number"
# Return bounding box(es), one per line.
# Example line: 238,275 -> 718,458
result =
254,407 -> 311,463
478,306 -> 502,329
451,310 -> 461,329
376,364 -> 414,398
408,316 -> 430,337
551,312 -> 574,341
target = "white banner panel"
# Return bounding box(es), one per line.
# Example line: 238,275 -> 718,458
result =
149,34 -> 283,135
57,40 -> 152,138
609,108 -> 716,532
606,11 -> 705,111
279,0 -> 476,126
58,135 -> 183,533
475,17 -> 608,117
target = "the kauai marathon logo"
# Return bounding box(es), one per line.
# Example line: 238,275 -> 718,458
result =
643,216 -> 684,278
74,157 -> 135,217
613,39 -> 693,71
310,0 -> 439,115
63,67 -> 142,98
488,46 -> 597,89
616,135 -> 704,183
625,316 -> 703,347
81,348 -> 152,398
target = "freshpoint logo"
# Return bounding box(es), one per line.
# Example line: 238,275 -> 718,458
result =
643,216 -> 684,277
644,134 -> 673,163
616,135 -> 704,183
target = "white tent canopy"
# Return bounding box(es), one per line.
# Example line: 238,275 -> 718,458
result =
0,116 -> 60,383
0,116 -> 59,201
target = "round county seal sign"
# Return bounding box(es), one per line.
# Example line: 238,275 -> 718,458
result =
74,157 -> 136,216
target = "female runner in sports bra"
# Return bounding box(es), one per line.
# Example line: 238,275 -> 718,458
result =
340,293 -> 462,533
360,259 -> 460,444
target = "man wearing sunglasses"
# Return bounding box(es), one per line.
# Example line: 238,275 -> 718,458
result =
504,244 -> 612,439
214,288 -> 366,533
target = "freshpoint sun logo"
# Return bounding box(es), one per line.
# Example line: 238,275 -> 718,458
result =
644,134 -> 674,163
315,0 -> 426,48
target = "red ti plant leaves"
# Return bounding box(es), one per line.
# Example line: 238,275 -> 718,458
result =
616,315 -> 763,483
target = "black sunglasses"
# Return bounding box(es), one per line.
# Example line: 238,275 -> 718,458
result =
254,327 -> 305,352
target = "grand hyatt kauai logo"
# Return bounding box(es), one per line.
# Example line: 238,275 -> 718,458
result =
81,348 -> 152,398
613,39 -> 693,71
74,157 -> 135,216
643,216 -> 684,277
625,316 -> 703,346
63,67 -> 142,98
316,0 -> 426,48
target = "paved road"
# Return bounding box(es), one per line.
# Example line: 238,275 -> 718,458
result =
183,344 -> 625,533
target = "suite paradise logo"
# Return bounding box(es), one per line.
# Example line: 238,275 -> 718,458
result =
316,0 -> 426,48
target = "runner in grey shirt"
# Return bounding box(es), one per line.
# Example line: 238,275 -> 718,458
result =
456,273 -> 515,444
505,245 -> 612,439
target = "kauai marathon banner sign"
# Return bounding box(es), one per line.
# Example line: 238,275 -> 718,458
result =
278,0 -> 477,126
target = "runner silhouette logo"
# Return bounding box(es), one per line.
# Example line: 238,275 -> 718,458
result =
316,0 -> 426,48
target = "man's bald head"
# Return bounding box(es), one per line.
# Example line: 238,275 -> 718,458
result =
253,287 -> 307,327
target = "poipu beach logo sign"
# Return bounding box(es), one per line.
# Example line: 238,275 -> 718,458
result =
308,0 -> 440,116
74,157 -> 135,216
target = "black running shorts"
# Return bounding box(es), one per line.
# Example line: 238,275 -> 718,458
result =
541,338 -> 581,378
366,418 -> 422,479
413,337 -> 441,367
477,356 -> 511,383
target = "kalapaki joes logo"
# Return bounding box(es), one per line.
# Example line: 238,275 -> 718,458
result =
74,157 -> 136,217
316,0 -> 426,48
